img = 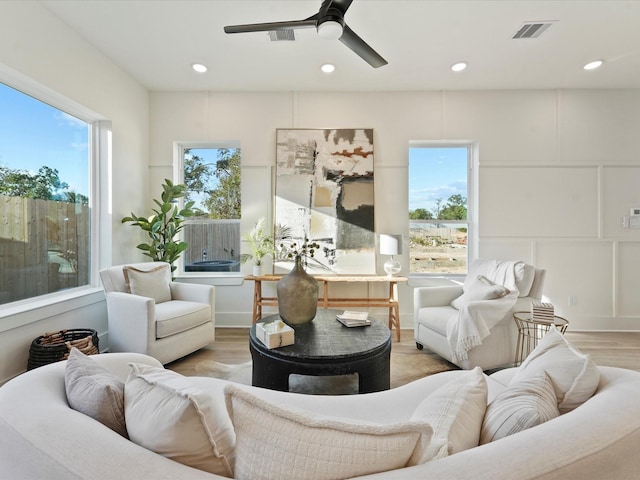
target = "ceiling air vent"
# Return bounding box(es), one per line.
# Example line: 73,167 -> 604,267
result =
512,22 -> 554,39
269,29 -> 295,41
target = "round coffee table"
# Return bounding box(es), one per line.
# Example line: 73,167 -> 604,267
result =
249,309 -> 391,394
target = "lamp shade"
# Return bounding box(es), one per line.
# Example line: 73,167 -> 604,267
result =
379,234 -> 402,256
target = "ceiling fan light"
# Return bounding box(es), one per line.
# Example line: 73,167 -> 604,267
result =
317,20 -> 343,40
584,60 -> 604,71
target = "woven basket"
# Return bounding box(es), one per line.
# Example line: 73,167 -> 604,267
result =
27,329 -> 99,370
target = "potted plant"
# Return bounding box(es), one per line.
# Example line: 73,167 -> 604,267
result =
121,179 -> 195,275
240,217 -> 273,276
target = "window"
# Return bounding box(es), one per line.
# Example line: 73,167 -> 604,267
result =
0,81 -> 92,305
178,145 -> 241,274
408,144 -> 473,275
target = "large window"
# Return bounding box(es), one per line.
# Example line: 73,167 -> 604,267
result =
0,82 -> 92,305
179,145 -> 241,273
408,145 -> 472,275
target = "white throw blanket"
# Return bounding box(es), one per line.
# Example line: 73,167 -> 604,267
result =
447,261 -> 521,362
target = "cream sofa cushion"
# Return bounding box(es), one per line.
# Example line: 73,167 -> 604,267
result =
225,385 -> 431,480
510,327 -> 599,413
123,264 -> 171,303
481,372 -> 559,444
124,363 -> 234,477
408,367 -> 487,464
64,348 -> 128,438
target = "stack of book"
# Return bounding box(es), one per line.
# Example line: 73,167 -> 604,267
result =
531,302 -> 555,323
336,311 -> 371,327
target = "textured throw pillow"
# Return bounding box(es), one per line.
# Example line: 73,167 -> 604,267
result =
64,348 -> 128,438
480,372 -> 559,444
451,275 -> 510,310
408,367 -> 488,464
510,326 -> 600,413
225,385 -> 431,480
122,264 -> 171,303
124,363 -> 234,478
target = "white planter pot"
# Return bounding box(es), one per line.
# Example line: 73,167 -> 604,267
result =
252,265 -> 263,277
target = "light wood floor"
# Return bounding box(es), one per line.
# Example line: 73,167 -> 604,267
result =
166,328 -> 640,385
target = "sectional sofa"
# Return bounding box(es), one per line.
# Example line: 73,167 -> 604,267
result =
1,337 -> 640,480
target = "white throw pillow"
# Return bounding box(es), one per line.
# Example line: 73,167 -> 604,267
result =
510,326 -> 600,413
65,348 -> 128,438
451,275 -> 510,310
480,372 -> 559,444
122,264 -> 171,303
408,367 -> 488,464
464,260 -> 536,298
225,385 -> 431,480
124,363 -> 234,477
514,262 -> 536,297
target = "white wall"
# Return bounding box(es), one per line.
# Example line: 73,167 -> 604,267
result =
1,1 -> 639,384
0,1 -> 149,383
150,89 -> 640,332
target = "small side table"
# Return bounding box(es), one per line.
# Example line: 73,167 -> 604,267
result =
513,311 -> 569,366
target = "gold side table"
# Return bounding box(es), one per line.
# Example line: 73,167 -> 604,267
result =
513,311 -> 569,366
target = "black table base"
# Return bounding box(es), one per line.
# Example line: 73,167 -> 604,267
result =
249,310 -> 391,394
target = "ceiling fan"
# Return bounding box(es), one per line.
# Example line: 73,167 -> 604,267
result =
223,0 -> 387,68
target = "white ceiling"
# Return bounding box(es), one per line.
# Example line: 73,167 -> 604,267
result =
41,0 -> 640,92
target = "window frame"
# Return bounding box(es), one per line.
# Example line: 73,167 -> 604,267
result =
172,141 -> 243,282
0,64 -> 110,331
408,140 -> 478,278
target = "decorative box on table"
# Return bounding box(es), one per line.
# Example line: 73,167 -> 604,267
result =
256,319 -> 295,349
531,302 -> 555,323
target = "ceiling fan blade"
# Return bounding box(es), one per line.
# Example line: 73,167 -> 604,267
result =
325,0 -> 354,16
224,18 -> 317,34
339,25 -> 388,68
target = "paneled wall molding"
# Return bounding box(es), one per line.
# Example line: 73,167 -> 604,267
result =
5,8 -> 640,392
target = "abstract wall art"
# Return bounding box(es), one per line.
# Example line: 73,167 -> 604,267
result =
274,128 -> 375,274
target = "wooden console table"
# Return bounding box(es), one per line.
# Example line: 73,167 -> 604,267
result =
245,274 -> 408,341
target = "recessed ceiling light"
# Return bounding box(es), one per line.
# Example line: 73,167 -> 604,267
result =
584,60 -> 603,71
451,62 -> 467,72
192,63 -> 208,73
321,63 -> 336,73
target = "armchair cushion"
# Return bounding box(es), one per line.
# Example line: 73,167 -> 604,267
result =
123,264 -> 171,303
416,307 -> 457,336
155,301 -> 212,339
451,275 -> 510,310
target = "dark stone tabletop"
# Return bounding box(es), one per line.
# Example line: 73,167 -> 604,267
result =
251,309 -> 391,361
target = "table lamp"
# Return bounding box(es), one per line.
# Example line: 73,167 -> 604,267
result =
379,234 -> 402,276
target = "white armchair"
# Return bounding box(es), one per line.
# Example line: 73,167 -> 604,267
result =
99,262 -> 215,364
414,259 -> 545,371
